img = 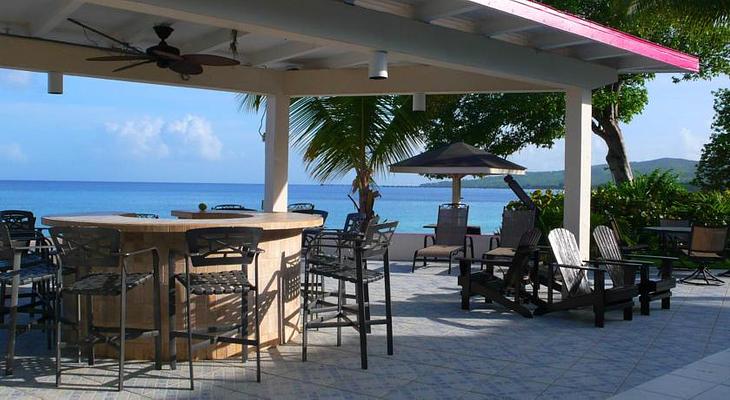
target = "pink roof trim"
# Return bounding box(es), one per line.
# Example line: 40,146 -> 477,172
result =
471,0 -> 700,72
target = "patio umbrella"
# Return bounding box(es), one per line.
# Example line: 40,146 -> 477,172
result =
389,142 -> 526,203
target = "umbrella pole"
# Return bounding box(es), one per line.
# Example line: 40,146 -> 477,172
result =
451,175 -> 462,204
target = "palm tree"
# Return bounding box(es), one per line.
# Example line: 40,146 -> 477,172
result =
240,94 -> 425,219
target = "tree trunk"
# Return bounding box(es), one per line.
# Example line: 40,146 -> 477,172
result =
592,81 -> 634,184
593,113 -> 634,184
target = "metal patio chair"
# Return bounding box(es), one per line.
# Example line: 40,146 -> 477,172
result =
50,226 -> 162,391
131,213 -> 159,219
533,228 -> 639,327
593,225 -> 676,315
288,203 -> 316,212
212,204 -> 255,211
679,226 -> 728,285
413,203 -> 469,274
169,227 -> 264,388
485,208 -> 536,260
302,221 -> 398,369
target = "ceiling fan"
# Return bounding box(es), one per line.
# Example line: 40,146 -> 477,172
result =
67,18 -> 240,76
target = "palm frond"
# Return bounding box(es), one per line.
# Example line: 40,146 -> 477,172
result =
237,93 -> 266,113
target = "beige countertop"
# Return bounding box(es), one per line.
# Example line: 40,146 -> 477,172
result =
42,211 -> 322,232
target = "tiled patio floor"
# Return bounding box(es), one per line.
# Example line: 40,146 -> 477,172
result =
2,262 -> 729,399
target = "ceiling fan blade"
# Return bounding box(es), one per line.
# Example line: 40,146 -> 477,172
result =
151,49 -> 184,61
112,60 -> 156,72
88,55 -> 152,62
170,61 -> 204,75
182,54 -> 240,66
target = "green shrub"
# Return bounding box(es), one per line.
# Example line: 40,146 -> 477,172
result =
674,191 -> 730,226
507,170 -> 730,245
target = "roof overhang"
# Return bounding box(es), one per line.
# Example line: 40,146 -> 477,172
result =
0,0 -> 699,94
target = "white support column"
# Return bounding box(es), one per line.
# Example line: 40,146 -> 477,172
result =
563,87 -> 593,259
263,94 -> 290,212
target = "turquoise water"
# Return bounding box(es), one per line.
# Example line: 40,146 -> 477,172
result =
0,181 -> 517,233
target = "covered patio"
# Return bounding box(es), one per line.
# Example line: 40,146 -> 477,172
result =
0,1 -> 714,399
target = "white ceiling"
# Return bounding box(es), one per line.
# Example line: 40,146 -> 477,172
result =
0,0 -> 694,74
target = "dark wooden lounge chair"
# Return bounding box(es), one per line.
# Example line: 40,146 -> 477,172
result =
458,228 -> 541,318
606,213 -> 649,253
413,203 -> 468,274
593,225 -> 676,315
533,228 -> 639,327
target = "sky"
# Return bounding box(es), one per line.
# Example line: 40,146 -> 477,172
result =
0,67 -> 727,186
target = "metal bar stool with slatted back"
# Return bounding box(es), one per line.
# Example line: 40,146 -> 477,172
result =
302,221 -> 398,369
0,211 -> 51,315
50,227 -> 162,391
302,212 -> 367,321
169,227 -> 264,389
0,222 -> 58,376
680,226 -> 729,286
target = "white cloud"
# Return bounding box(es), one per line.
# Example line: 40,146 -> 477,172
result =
0,142 -> 28,162
679,127 -> 709,160
0,70 -> 33,87
105,117 -> 169,158
167,115 -> 222,161
105,115 -> 222,161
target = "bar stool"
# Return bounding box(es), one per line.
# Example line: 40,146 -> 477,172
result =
168,227 -> 264,389
302,221 -> 398,369
50,227 -> 162,391
302,213 -> 371,322
1,210 -> 51,321
0,223 -> 57,376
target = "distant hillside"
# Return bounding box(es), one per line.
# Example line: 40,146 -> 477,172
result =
420,158 -> 698,189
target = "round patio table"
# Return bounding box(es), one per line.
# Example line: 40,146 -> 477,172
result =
43,211 -> 322,360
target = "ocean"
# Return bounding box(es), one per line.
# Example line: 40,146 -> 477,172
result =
0,181 -> 517,233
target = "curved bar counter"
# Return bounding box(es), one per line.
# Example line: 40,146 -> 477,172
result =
43,211 -> 323,360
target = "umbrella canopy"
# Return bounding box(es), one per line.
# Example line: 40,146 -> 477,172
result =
390,142 -> 526,203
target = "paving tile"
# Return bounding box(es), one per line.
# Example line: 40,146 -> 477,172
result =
672,361 -> 730,384
701,350 -> 730,368
693,384 -> 730,400
635,374 -> 717,399
537,384 -> 612,400
381,380 -> 471,400
611,388 -> 682,400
